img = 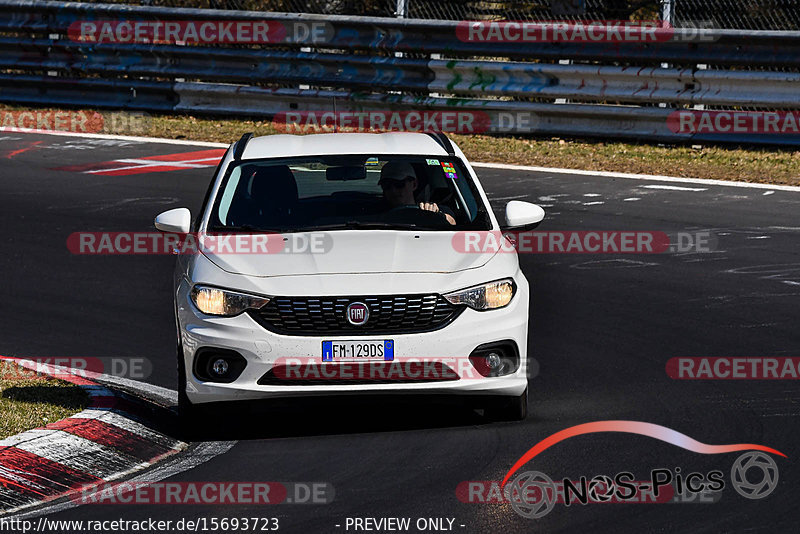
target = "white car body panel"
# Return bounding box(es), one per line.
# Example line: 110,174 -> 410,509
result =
203,231 -> 499,277
240,132 -> 450,160
170,132 -> 534,407
176,264 -> 529,403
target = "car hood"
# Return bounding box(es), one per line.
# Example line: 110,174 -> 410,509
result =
201,230 -> 497,277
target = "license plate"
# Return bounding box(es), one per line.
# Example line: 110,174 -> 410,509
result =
322,340 -> 394,362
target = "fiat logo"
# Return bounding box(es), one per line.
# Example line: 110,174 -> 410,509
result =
346,302 -> 369,326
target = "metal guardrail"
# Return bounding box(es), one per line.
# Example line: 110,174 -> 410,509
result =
1,0 -> 800,146
4,1 -> 800,66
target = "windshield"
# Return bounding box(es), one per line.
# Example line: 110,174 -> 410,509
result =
208,155 -> 492,232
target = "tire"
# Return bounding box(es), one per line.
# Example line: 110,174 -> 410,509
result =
485,387 -> 528,422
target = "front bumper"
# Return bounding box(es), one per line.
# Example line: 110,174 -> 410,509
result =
177,277 -> 530,405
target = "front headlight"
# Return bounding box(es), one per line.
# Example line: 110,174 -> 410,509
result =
190,285 -> 270,317
443,279 -> 516,311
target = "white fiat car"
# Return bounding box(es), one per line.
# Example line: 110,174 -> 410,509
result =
156,132 -> 544,421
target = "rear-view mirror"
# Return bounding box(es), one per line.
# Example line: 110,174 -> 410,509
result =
326,166 -> 366,181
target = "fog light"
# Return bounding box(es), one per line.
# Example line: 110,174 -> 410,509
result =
194,349 -> 246,383
211,358 -> 229,377
468,342 -> 520,378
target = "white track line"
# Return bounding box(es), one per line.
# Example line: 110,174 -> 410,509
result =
641,184 -> 708,191
472,162 -> 800,192
0,127 -> 228,147
86,157 -> 221,174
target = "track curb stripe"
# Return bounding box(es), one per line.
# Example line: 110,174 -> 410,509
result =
0,485 -> 39,509
48,419 -> 173,463
10,430 -> 146,480
71,410 -> 181,450
0,357 -> 187,516
0,448 -> 101,497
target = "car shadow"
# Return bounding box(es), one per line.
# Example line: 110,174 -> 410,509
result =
178,395 -> 495,442
92,386 -> 517,444
1,385 -> 89,410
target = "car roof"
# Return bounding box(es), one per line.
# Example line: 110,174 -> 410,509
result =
240,132 -> 450,160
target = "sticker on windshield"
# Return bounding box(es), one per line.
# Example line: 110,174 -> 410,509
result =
441,161 -> 458,179
426,159 -> 440,166
365,157 -> 379,166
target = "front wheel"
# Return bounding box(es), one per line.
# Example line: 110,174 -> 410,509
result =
484,387 -> 528,422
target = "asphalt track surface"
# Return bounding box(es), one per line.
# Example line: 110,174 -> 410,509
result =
2,132 -> 799,533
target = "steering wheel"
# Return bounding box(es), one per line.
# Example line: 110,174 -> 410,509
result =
387,205 -> 421,212
381,205 -> 451,229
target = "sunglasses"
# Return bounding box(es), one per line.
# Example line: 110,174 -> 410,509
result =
380,177 -> 414,190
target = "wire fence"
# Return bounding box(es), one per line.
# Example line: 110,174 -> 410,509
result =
406,1 -> 663,21
673,0 -> 800,30
46,0 -> 800,29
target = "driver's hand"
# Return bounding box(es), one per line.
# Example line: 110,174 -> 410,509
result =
419,202 -> 456,226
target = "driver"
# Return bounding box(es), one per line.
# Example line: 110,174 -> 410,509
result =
379,161 -> 456,225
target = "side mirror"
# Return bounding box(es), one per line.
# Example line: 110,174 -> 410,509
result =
502,201 -> 545,231
155,208 -> 191,233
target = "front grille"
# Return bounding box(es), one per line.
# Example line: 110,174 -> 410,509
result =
249,294 -> 463,336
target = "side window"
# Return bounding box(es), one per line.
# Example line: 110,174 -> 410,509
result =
454,176 -> 478,222
217,166 -> 242,225
194,146 -> 231,231
439,160 -> 479,222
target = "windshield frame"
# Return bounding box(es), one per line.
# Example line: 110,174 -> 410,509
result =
205,153 -> 494,233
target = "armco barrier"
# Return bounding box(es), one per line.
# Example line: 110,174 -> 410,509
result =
1,0 -> 800,145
